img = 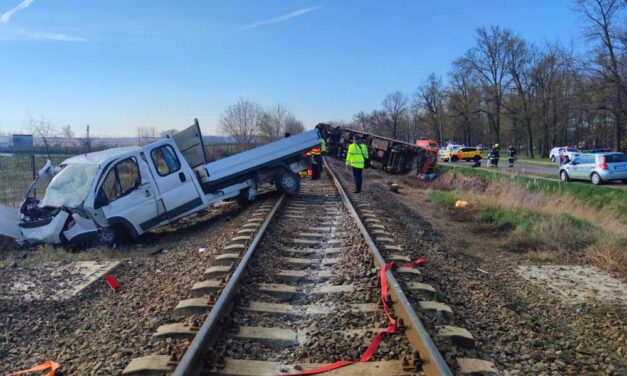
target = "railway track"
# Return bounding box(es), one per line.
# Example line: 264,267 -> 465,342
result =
122,161 -> 496,376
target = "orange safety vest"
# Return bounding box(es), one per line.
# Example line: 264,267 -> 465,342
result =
308,146 -> 321,156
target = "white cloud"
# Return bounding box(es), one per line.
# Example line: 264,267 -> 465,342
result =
23,31 -> 87,42
240,7 -> 321,30
0,0 -> 35,24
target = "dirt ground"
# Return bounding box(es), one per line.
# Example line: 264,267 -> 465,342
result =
0,194 -> 277,375
328,158 -> 626,376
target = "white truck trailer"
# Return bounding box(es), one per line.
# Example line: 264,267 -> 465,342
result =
1,120 -> 321,247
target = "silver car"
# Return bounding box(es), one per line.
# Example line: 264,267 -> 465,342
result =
559,152 -> 627,185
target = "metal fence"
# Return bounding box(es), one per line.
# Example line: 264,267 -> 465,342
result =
0,144 -> 239,208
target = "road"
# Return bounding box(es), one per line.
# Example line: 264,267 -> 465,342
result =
443,159 -> 627,188
449,159 -> 558,176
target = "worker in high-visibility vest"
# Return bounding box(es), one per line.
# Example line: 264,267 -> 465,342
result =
309,145 -> 322,180
345,135 -> 368,193
321,138 -> 327,153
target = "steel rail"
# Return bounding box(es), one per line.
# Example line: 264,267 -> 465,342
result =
324,158 -> 453,376
172,194 -> 286,376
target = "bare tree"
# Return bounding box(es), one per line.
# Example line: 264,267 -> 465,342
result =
352,111 -> 371,132
220,99 -> 263,148
284,115 -> 305,135
259,104 -> 289,142
61,124 -> 74,139
160,129 -> 179,138
26,116 -> 56,155
506,36 -> 537,157
136,126 -> 159,145
448,60 -> 480,146
417,73 -> 445,144
382,91 -> 409,139
574,0 -> 626,150
461,26 -> 513,144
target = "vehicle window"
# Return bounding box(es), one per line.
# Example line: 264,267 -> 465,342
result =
101,170 -> 118,202
151,145 -> 181,176
558,148 -> 565,152
429,143 -> 438,148
580,155 -> 594,164
605,154 -> 627,163
571,156 -> 580,164
117,158 -> 140,195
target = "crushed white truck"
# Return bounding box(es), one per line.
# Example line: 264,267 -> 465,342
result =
0,120 -> 321,247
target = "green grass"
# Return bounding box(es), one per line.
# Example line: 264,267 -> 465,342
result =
426,190 -> 458,208
478,207 -> 589,232
477,206 -> 540,232
439,165 -> 627,223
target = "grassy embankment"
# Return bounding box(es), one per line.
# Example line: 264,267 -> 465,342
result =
426,165 -> 627,274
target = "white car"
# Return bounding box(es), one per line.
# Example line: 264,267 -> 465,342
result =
549,147 -> 581,163
439,144 -> 461,160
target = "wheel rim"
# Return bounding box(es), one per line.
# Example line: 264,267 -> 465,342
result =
99,228 -> 115,244
592,174 -> 599,184
561,172 -> 567,181
282,175 -> 295,189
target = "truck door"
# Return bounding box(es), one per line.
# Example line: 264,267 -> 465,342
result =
96,157 -> 160,235
147,143 -> 202,220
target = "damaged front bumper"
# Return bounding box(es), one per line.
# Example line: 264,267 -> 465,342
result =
0,204 -> 99,247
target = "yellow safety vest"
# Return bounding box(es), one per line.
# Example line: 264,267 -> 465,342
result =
346,143 -> 368,169
321,138 -> 327,153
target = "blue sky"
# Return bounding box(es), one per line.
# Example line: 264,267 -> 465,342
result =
0,0 -> 587,137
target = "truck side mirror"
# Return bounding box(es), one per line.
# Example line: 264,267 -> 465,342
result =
94,189 -> 108,209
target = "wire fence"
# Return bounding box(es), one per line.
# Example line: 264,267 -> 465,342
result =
0,143 -> 240,208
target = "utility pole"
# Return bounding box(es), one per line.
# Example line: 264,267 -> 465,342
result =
86,124 -> 91,152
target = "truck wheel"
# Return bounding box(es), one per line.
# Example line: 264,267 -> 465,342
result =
98,227 -> 118,248
276,170 -> 300,196
473,155 -> 481,162
451,156 -> 458,162
591,172 -> 602,185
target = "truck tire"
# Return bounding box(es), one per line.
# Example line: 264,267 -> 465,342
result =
98,227 -> 119,248
276,170 -> 300,196
473,155 -> 481,162
451,156 -> 458,162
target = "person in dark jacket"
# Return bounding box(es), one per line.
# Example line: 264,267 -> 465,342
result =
507,145 -> 517,167
489,144 -> 500,167
559,150 -> 570,165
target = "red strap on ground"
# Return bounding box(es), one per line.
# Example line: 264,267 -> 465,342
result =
278,257 -> 427,376
8,360 -> 60,376
105,275 -> 120,292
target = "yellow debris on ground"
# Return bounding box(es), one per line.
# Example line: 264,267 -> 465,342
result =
455,200 -> 468,208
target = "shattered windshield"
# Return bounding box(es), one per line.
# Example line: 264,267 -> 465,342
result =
42,164 -> 100,208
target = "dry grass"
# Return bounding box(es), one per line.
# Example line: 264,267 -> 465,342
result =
423,172 -> 627,274
585,235 -> 627,274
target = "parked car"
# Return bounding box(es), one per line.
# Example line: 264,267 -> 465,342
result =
559,152 -> 627,185
549,146 -> 581,162
416,139 -> 439,151
443,147 -> 482,162
439,144 -> 461,160
585,148 -> 612,154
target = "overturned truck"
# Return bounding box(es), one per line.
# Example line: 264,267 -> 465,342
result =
317,123 -> 437,175
1,120 -> 321,247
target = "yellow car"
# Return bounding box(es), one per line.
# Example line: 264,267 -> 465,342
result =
443,147 -> 482,162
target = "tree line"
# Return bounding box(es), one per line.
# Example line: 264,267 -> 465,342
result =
332,0 -> 625,157
220,99 -> 305,148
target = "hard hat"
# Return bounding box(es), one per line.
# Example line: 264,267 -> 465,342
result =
494,144 -> 499,148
